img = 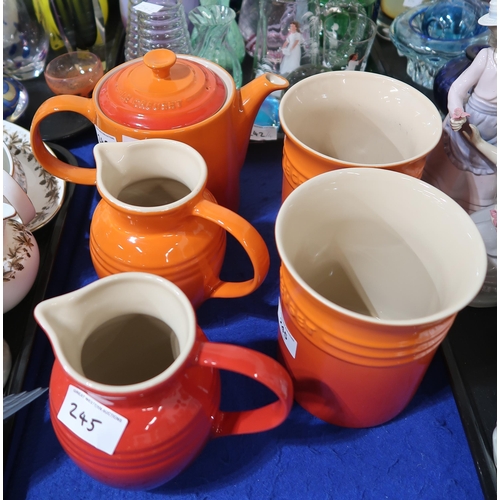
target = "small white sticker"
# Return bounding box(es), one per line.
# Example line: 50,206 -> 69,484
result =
95,126 -> 117,143
251,125 -> 278,142
57,385 -> 128,455
122,134 -> 140,142
133,1 -> 164,14
278,300 -> 297,358
403,0 -> 423,7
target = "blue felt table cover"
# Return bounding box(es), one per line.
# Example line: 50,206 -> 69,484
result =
3,132 -> 485,499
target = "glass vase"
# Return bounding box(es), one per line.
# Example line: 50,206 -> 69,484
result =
191,0 -> 246,63
188,5 -> 243,88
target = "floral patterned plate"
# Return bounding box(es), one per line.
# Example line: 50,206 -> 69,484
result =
3,120 -> 66,231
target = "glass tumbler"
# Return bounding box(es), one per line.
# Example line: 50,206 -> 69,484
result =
137,0 -> 193,56
322,4 -> 377,71
3,0 -> 49,80
252,0 -> 322,79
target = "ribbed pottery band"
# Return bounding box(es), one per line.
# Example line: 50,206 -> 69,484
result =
280,265 -> 454,368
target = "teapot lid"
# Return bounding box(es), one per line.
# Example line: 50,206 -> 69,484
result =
98,49 -> 227,130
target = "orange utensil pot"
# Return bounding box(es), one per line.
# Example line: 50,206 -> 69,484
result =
278,71 -> 442,201
275,168 -> 487,427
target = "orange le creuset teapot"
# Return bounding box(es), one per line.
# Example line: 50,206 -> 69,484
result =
34,272 -> 294,490
83,138 -> 270,309
30,49 -> 289,211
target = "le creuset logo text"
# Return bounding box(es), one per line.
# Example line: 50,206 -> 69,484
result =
118,90 -> 182,111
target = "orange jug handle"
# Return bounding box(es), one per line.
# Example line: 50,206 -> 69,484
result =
30,95 -> 98,185
192,198 -> 270,299
195,341 -> 294,436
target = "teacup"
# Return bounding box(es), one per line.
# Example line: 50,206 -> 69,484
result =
3,202 -> 40,312
275,168 -> 487,427
3,142 -> 35,224
278,71 -> 443,200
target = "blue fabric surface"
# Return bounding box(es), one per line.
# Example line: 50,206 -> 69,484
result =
4,132 -> 485,499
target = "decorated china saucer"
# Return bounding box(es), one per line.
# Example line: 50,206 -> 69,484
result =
3,121 -> 66,231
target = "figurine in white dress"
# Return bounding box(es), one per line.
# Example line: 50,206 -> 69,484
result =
346,53 -> 362,70
422,1 -> 497,213
280,21 -> 303,75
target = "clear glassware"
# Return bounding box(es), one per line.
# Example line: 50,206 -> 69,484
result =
137,1 -> 193,56
188,5 -> 243,88
252,0 -> 322,79
3,76 -> 29,122
389,0 -> 490,89
356,0 -> 379,20
125,0 -> 148,60
320,0 -> 379,21
44,51 -> 104,97
321,4 -> 377,71
375,0 -> 410,40
125,0 -> 199,61
253,0 -> 321,76
3,0 -> 49,80
238,0 -> 261,56
125,0 -> 164,60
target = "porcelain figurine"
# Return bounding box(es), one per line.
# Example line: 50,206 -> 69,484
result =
280,21 -> 304,75
468,203 -> 497,307
422,0 -> 497,214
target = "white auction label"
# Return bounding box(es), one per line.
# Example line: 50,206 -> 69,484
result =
251,124 -> 278,142
278,300 -> 297,358
95,126 -> 117,143
57,385 -> 128,455
122,134 -> 140,142
133,1 -> 164,14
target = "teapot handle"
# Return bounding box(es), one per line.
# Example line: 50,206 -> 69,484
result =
195,341 -> 293,436
30,96 -> 97,185
192,198 -> 270,298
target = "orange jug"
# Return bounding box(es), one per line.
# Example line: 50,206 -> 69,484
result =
68,139 -> 270,308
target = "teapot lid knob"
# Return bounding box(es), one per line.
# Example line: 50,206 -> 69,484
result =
144,49 -> 176,80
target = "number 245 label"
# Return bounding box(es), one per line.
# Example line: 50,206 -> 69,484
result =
68,402 -> 101,432
57,385 -> 128,455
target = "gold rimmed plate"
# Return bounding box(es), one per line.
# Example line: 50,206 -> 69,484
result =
3,120 -> 66,231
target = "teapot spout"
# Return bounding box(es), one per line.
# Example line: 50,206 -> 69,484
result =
235,73 -> 289,147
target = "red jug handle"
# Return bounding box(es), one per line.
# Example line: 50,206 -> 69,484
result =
195,341 -> 293,437
192,198 -> 270,298
30,95 -> 97,185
